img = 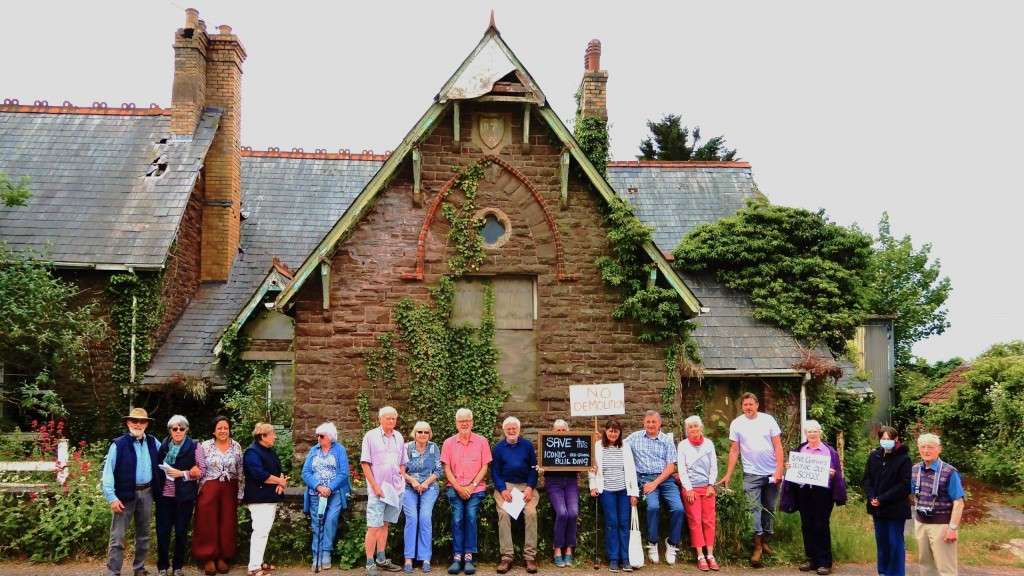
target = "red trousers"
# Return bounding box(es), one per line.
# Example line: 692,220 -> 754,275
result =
684,486 -> 717,549
192,479 -> 238,561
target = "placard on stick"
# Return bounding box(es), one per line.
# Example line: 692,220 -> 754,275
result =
538,432 -> 594,472
569,383 -> 625,417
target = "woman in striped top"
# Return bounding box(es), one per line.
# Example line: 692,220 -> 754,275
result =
588,419 -> 639,573
677,415 -> 720,571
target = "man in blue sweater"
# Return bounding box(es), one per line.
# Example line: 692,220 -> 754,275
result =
101,407 -> 160,576
491,416 -> 539,574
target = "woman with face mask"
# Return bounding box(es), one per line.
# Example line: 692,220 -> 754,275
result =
863,426 -> 912,576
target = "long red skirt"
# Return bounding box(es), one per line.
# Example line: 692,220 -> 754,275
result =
192,479 -> 238,561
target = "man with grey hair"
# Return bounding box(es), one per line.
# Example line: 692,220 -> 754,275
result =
102,407 -> 160,576
491,416 -> 539,573
912,433 -> 964,576
360,406 -> 407,574
625,410 -> 684,565
442,408 -> 491,575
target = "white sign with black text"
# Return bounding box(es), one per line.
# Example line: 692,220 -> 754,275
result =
785,451 -> 831,488
569,383 -> 625,417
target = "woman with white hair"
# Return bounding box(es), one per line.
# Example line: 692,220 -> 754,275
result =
401,421 -> 442,573
154,414 -> 200,576
780,420 -> 847,575
542,418 -> 580,567
301,421 -> 351,571
676,415 -> 720,571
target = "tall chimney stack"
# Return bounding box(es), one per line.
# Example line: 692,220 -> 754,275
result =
579,39 -> 608,122
170,8 -> 208,136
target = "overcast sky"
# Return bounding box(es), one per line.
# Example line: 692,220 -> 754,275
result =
4,1 -> 1021,362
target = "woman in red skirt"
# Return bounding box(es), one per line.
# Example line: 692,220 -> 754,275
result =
192,416 -> 244,575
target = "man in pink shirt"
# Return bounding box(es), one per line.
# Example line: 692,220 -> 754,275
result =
441,408 -> 492,575
361,406 -> 408,575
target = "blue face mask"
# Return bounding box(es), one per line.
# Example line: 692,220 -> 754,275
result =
880,439 -> 896,450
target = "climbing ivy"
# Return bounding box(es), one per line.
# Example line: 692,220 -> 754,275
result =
218,324 -> 289,432
441,161 -> 488,277
573,89 -> 610,176
108,272 -> 165,394
360,332 -> 397,433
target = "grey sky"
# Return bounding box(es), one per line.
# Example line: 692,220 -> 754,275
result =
4,1 -> 1021,362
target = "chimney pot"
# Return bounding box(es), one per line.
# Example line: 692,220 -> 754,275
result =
185,8 -> 199,28
217,24 -> 232,35
585,39 -> 602,72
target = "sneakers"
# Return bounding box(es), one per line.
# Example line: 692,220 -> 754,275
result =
462,559 -> 476,575
664,541 -> 678,565
707,555 -> 720,571
646,543 -> 660,564
404,561 -> 414,573
421,561 -> 431,573
554,555 -> 565,567
608,560 -> 620,572
564,553 -> 573,566
446,560 -> 461,575
377,558 -> 403,572
622,563 -> 634,572
366,562 -> 380,576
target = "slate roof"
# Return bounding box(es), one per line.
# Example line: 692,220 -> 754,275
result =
143,155 -> 381,383
0,109 -> 220,268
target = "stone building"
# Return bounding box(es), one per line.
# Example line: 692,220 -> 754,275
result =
0,10 -> 886,442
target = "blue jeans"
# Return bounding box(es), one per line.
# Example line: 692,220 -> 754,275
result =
599,489 -> 631,563
309,491 -> 343,555
873,517 -> 906,576
742,473 -> 779,535
403,484 -> 439,561
637,473 -> 684,546
447,488 -> 484,556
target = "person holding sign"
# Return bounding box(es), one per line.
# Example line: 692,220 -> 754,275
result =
491,416 -> 540,574
718,392 -> 784,567
676,415 -> 720,572
625,410 -> 684,566
911,433 -> 964,576
779,420 -> 847,575
441,408 -> 492,575
541,419 -> 581,568
360,406 -> 408,575
589,418 -> 639,573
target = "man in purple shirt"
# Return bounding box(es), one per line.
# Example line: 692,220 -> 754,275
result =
361,406 -> 408,575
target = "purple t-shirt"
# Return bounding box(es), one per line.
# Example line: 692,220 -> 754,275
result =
360,426 -> 408,494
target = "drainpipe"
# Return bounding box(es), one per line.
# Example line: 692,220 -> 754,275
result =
127,295 -> 137,407
800,371 -> 811,442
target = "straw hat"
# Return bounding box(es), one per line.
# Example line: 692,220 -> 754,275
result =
122,407 -> 154,422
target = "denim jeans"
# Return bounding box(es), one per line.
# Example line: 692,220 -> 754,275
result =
309,491 -> 344,556
742,473 -> 779,535
873,517 -> 906,576
447,488 -> 484,555
403,484 -> 439,561
546,474 -> 579,549
636,473 -> 684,546
599,489 -> 631,563
155,494 -> 195,571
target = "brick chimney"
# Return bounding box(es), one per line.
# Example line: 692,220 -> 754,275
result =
579,39 -> 608,121
171,9 -> 247,282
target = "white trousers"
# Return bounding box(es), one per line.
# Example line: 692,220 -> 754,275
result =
247,503 -> 278,571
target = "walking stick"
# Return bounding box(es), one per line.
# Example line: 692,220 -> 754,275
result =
314,494 -> 326,573
593,416 -> 600,570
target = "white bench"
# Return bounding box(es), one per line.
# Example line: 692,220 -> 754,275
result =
0,435 -> 69,491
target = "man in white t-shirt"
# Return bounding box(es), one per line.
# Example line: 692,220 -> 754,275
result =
718,392 -> 784,568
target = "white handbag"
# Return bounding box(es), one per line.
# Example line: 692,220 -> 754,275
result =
628,504 -> 645,568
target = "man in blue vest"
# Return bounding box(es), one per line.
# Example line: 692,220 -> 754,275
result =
912,433 -> 965,576
101,407 -> 160,576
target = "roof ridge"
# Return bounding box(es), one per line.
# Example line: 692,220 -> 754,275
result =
608,160 -> 751,169
241,146 -> 390,161
0,99 -> 169,116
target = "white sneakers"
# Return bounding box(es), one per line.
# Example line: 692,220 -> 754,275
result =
664,541 -> 678,565
646,543 -> 659,564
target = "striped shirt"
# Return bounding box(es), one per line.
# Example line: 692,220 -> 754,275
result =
625,430 -> 677,475
602,447 -> 626,491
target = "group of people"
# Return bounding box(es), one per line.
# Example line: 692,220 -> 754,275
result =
101,393 -> 966,576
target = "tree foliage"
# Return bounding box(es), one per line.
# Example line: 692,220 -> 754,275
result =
638,114 -> 737,161
0,244 -> 107,417
1,171 -> 31,207
673,199 -> 873,353
863,213 -> 951,366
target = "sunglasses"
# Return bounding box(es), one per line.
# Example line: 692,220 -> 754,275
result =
170,426 -> 187,432
415,430 -> 431,435
317,434 -> 327,438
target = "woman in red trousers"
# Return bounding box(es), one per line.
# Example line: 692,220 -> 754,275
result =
192,416 -> 244,575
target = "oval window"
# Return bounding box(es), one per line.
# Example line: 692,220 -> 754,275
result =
481,213 -> 506,246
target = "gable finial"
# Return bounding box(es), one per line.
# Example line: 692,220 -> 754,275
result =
489,9 -> 497,31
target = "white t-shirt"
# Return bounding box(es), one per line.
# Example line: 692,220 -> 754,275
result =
728,412 -> 781,476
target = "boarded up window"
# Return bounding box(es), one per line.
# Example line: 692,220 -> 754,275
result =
452,277 -> 537,400
269,362 -> 294,402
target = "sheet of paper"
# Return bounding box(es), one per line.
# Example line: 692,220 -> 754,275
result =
381,482 -> 401,508
502,486 -> 526,520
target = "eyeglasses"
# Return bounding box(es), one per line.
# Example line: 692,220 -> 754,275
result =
127,419 -> 148,425
415,430 -> 430,435
170,426 -> 186,432
317,434 -> 327,439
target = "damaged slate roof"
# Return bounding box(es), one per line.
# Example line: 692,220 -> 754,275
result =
0,108 -> 220,268
143,155 -> 380,384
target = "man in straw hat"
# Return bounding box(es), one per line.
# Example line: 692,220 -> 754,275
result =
101,407 -> 160,576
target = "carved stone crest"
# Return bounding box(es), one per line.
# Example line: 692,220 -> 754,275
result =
472,113 -> 511,153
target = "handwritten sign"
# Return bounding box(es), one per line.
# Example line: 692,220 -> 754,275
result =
784,451 -> 831,488
539,432 -> 594,472
569,383 -> 625,417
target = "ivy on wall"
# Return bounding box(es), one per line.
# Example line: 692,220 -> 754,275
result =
573,90 -> 609,177
107,272 -> 164,394
441,161 -> 488,276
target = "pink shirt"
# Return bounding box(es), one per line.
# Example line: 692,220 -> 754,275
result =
441,433 -> 492,494
800,443 -> 828,456
360,426 -> 408,494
